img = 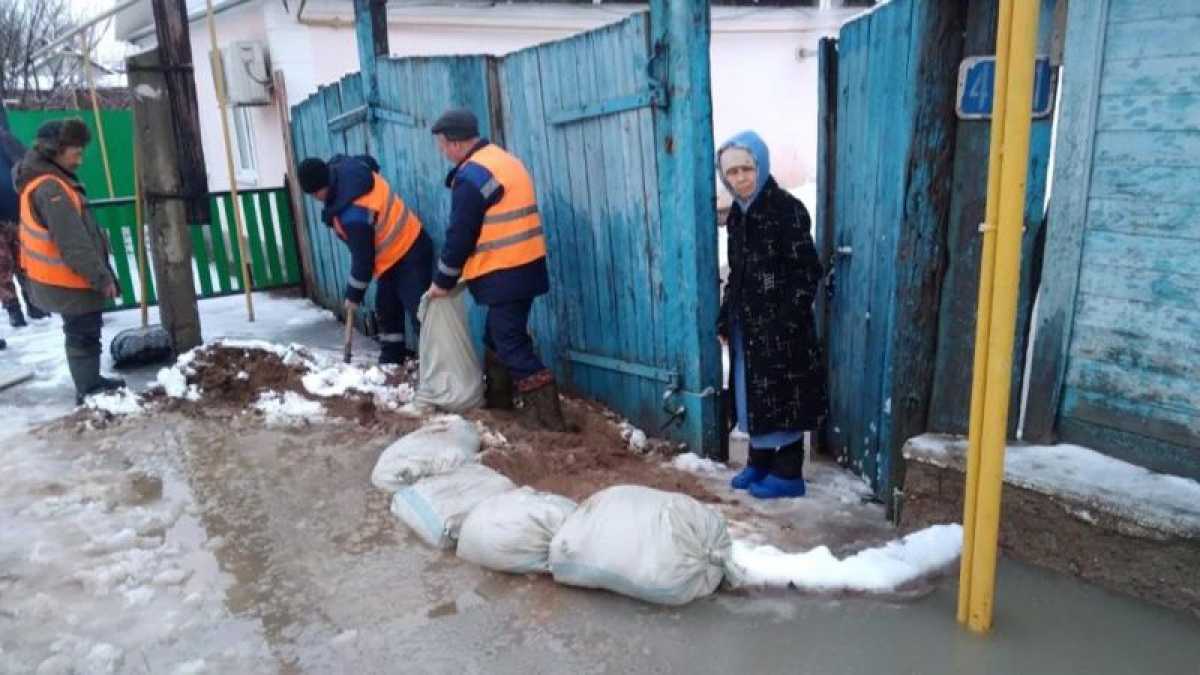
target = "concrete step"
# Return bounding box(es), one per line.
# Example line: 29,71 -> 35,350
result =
901,433 -> 1200,619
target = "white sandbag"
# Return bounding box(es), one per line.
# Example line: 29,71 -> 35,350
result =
456,488 -> 577,574
370,415 -> 480,491
390,464 -> 515,549
414,285 -> 484,413
549,485 -> 735,606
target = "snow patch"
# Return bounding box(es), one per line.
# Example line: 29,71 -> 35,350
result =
172,659 -> 210,675
671,452 -> 728,476
730,523 -> 962,593
156,366 -> 200,401
84,389 -> 144,416
617,421 -> 649,452
254,391 -> 325,426
302,362 -> 413,409
475,421 -> 508,449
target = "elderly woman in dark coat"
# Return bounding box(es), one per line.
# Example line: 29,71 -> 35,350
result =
717,131 -> 827,499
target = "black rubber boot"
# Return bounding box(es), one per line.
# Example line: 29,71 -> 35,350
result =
0,338 -> 6,350
769,438 -> 806,479
519,378 -> 577,433
6,302 -> 26,328
483,350 -> 514,410
68,353 -> 126,405
379,342 -> 415,366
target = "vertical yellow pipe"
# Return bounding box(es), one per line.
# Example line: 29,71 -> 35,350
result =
967,0 -> 1042,635
82,30 -> 116,199
958,0 -> 1014,624
205,0 -> 256,322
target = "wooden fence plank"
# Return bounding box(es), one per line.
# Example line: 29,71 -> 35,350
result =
1101,56 -> 1200,97
1093,129 -> 1200,168
190,225 -> 214,297
1108,0 -> 1198,23
1104,16 -> 1200,61
1087,196 -> 1200,239
1097,93 -> 1200,132
1025,0 -> 1112,443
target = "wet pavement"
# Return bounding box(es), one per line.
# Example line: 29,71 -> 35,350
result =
2,295 -> 1199,674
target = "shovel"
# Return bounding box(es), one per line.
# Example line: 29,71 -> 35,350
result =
110,148 -> 173,369
343,308 -> 355,364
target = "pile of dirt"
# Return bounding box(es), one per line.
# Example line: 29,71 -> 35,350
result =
160,345 -> 409,426
475,400 -> 724,505
84,342 -> 719,506
191,345 -> 308,407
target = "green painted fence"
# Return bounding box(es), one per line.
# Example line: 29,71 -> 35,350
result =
91,188 -> 302,311
6,108 -> 135,200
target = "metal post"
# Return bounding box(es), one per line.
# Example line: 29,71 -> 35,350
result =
959,0 -> 1014,625
962,0 -> 1042,635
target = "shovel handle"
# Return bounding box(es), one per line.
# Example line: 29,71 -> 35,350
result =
343,309 -> 354,364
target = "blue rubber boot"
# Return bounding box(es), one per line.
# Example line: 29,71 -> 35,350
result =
731,465 -> 768,490
731,448 -> 773,490
749,474 -> 807,499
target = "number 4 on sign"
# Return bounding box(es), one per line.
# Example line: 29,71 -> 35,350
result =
956,56 -> 1054,120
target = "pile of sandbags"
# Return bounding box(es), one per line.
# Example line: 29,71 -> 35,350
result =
370,415 -> 480,491
390,464 -> 515,549
456,488 -> 577,574
549,485 -> 736,606
373,421 -> 737,605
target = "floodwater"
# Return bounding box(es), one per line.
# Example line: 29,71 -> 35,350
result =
2,413 -> 1198,675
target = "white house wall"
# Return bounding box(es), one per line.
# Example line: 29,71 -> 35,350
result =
152,2 -> 858,200
186,1 -> 285,191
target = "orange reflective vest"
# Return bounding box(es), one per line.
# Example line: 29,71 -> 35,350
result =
332,172 -> 422,278
462,145 -> 547,281
18,174 -> 92,290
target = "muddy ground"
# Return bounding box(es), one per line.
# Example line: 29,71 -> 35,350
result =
101,345 -> 726,507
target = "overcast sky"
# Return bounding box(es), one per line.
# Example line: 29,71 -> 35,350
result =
66,0 -> 132,65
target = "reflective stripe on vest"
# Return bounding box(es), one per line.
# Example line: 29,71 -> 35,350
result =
18,174 -> 92,290
461,145 -> 547,281
333,173 -> 422,279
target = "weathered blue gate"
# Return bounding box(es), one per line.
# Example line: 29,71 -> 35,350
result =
820,0 -> 967,502
289,5 -> 722,455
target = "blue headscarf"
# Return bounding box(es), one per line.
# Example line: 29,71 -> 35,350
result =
717,130 -> 771,211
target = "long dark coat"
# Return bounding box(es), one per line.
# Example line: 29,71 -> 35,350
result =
718,177 -> 828,433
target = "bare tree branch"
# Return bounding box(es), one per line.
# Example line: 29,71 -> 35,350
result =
0,0 -> 76,107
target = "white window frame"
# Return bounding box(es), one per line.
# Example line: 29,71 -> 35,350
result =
231,105 -> 259,187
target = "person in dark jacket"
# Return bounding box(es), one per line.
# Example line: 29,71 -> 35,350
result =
427,108 -> 572,432
1,125 -> 49,327
717,130 -> 827,500
14,119 -> 124,403
298,154 -> 433,365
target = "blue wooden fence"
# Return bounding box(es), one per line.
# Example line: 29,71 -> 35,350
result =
1027,0 -> 1200,479
290,7 -> 722,454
